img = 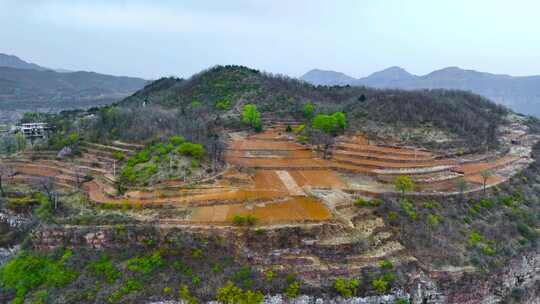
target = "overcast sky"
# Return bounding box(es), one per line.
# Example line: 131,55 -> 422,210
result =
1,0 -> 539,79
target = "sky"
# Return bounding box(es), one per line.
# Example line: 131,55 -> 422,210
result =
1,0 -> 539,80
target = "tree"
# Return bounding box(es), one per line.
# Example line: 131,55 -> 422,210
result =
332,112 -> 347,130
480,169 -> 493,194
394,176 -> 414,197
309,129 -> 335,159
303,102 -> 315,119
456,177 -> 469,201
242,104 -> 262,131
0,164 -> 15,197
312,114 -> 337,134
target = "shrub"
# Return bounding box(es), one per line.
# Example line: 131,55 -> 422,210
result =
334,277 -> 359,298
355,197 -> 383,207
0,250 -> 78,304
170,135 -> 186,146
216,99 -> 231,110
427,214 -> 440,227
88,255 -> 120,283
394,176 -> 415,196
379,259 -> 394,270
303,102 -> 315,119
126,251 -> 163,274
469,231 -> 483,246
178,142 -> 205,159
216,281 -> 264,304
265,270 -> 275,282
112,151 -> 126,161
232,215 -> 258,226
285,281 -> 300,298
293,124 -> 305,134
400,199 -> 417,220
179,284 -> 199,304
371,277 -> 389,294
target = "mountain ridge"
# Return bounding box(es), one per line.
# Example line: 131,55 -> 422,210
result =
0,53 -> 148,123
301,66 -> 540,117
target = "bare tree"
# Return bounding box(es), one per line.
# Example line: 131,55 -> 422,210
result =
480,169 -> 493,194
37,176 -> 59,210
73,165 -> 84,190
0,164 -> 15,197
456,177 -> 469,202
309,130 -> 335,159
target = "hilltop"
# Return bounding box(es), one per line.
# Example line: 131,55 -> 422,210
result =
301,66 -> 540,117
109,65 -> 508,152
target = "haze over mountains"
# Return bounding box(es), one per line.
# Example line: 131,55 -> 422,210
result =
301,67 -> 540,118
0,53 -> 147,123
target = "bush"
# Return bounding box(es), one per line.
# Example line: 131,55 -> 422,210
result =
126,251 -> 163,274
427,214 -> 440,227
88,255 -> 120,283
303,102 -> 315,119
216,99 -> 231,110
232,215 -> 258,226
371,277 -> 389,294
216,281 -> 264,304
178,142 -> 205,159
285,281 -> 300,298
334,277 -> 359,298
0,250 -> 78,304
112,150 -> 126,161
355,197 -> 383,207
394,176 -> 415,196
400,199 -> 417,220
179,284 -> 199,304
379,259 -> 394,270
170,135 -> 186,146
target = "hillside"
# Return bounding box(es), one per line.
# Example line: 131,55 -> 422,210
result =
1,65 -> 539,304
110,65 -> 508,151
0,54 -> 147,123
301,67 -> 540,117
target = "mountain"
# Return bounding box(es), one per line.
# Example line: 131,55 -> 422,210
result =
0,53 -> 49,71
301,69 -> 357,86
301,67 -> 540,117
0,54 -> 148,123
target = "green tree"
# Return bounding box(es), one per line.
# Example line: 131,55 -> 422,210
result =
242,104 -> 262,131
303,102 -> 315,119
394,176 -> 415,197
332,112 -> 346,129
312,114 -> 337,134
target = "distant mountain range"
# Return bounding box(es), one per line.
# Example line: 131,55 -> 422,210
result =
301,67 -> 540,117
0,53 -> 147,123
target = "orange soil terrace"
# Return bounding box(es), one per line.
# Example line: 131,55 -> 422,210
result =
190,197 -> 331,223
3,129 -> 526,225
